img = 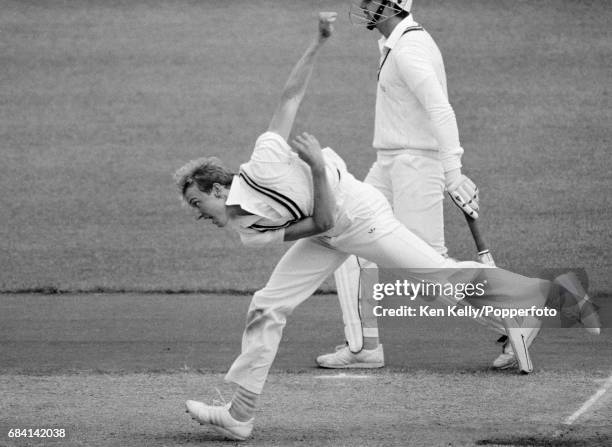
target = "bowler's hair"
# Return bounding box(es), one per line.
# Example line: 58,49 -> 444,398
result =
173,157 -> 235,201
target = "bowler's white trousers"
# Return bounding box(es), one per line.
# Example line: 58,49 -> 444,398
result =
225,172 -> 550,394
335,151 -> 506,350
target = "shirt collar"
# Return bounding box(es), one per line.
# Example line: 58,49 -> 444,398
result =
226,175 -> 260,215
225,174 -> 278,221
378,15 -> 419,53
226,176 -> 262,228
225,175 -> 242,206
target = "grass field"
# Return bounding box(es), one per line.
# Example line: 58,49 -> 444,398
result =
1,370 -> 610,446
1,294 -> 611,446
2,0 -> 611,293
1,0 -> 611,445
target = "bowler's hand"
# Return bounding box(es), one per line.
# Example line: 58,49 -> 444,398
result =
318,12 -> 337,40
291,132 -> 325,170
446,169 -> 479,219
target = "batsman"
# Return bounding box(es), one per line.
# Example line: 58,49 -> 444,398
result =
319,0 -> 540,371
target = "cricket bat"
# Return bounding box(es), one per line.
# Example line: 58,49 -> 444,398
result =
463,215 -> 533,373
464,214 -> 496,267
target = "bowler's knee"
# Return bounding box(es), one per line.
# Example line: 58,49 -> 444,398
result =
246,290 -> 292,328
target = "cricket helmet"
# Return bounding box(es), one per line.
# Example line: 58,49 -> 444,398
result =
349,0 -> 413,30
394,0 -> 413,11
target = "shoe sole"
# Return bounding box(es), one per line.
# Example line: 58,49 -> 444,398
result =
210,424 -> 250,441
185,405 -> 251,441
318,362 -> 384,369
493,360 -> 518,370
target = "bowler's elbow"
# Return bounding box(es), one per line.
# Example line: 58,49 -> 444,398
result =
314,217 -> 334,233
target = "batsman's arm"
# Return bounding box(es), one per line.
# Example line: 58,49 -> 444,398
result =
396,53 -> 464,175
267,12 -> 337,141
397,56 -> 479,217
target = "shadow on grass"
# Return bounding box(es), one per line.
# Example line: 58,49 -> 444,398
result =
142,431 -> 231,445
144,426 -> 341,445
478,434 -> 611,447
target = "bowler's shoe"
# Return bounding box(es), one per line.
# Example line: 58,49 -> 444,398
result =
185,400 -> 253,441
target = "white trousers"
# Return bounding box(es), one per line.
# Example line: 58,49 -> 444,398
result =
225,181 -> 548,393
335,151 -> 506,349
367,150 -> 447,254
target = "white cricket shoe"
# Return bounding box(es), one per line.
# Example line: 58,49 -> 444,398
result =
492,322 -> 541,370
492,349 -> 516,370
185,400 -> 253,441
554,272 -> 601,335
316,344 -> 384,369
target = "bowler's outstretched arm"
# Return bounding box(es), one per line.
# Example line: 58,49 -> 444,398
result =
267,12 -> 337,141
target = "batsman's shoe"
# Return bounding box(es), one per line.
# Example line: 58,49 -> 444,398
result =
554,272 -> 601,335
492,349 -> 516,370
492,321 -> 541,370
316,344 -> 384,369
185,400 -> 253,441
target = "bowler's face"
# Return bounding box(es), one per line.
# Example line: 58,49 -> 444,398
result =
184,184 -> 229,228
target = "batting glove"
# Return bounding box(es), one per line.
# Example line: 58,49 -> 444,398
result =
445,169 -> 479,219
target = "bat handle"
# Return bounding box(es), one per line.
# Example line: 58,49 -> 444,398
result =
477,250 -> 496,267
464,214 -> 496,267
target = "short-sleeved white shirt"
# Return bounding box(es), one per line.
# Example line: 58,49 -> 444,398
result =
225,131 -> 345,247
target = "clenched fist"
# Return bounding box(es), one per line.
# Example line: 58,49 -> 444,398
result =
318,12 -> 337,39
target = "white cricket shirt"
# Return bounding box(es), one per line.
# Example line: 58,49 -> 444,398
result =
225,131 -> 345,247
374,15 -> 464,172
